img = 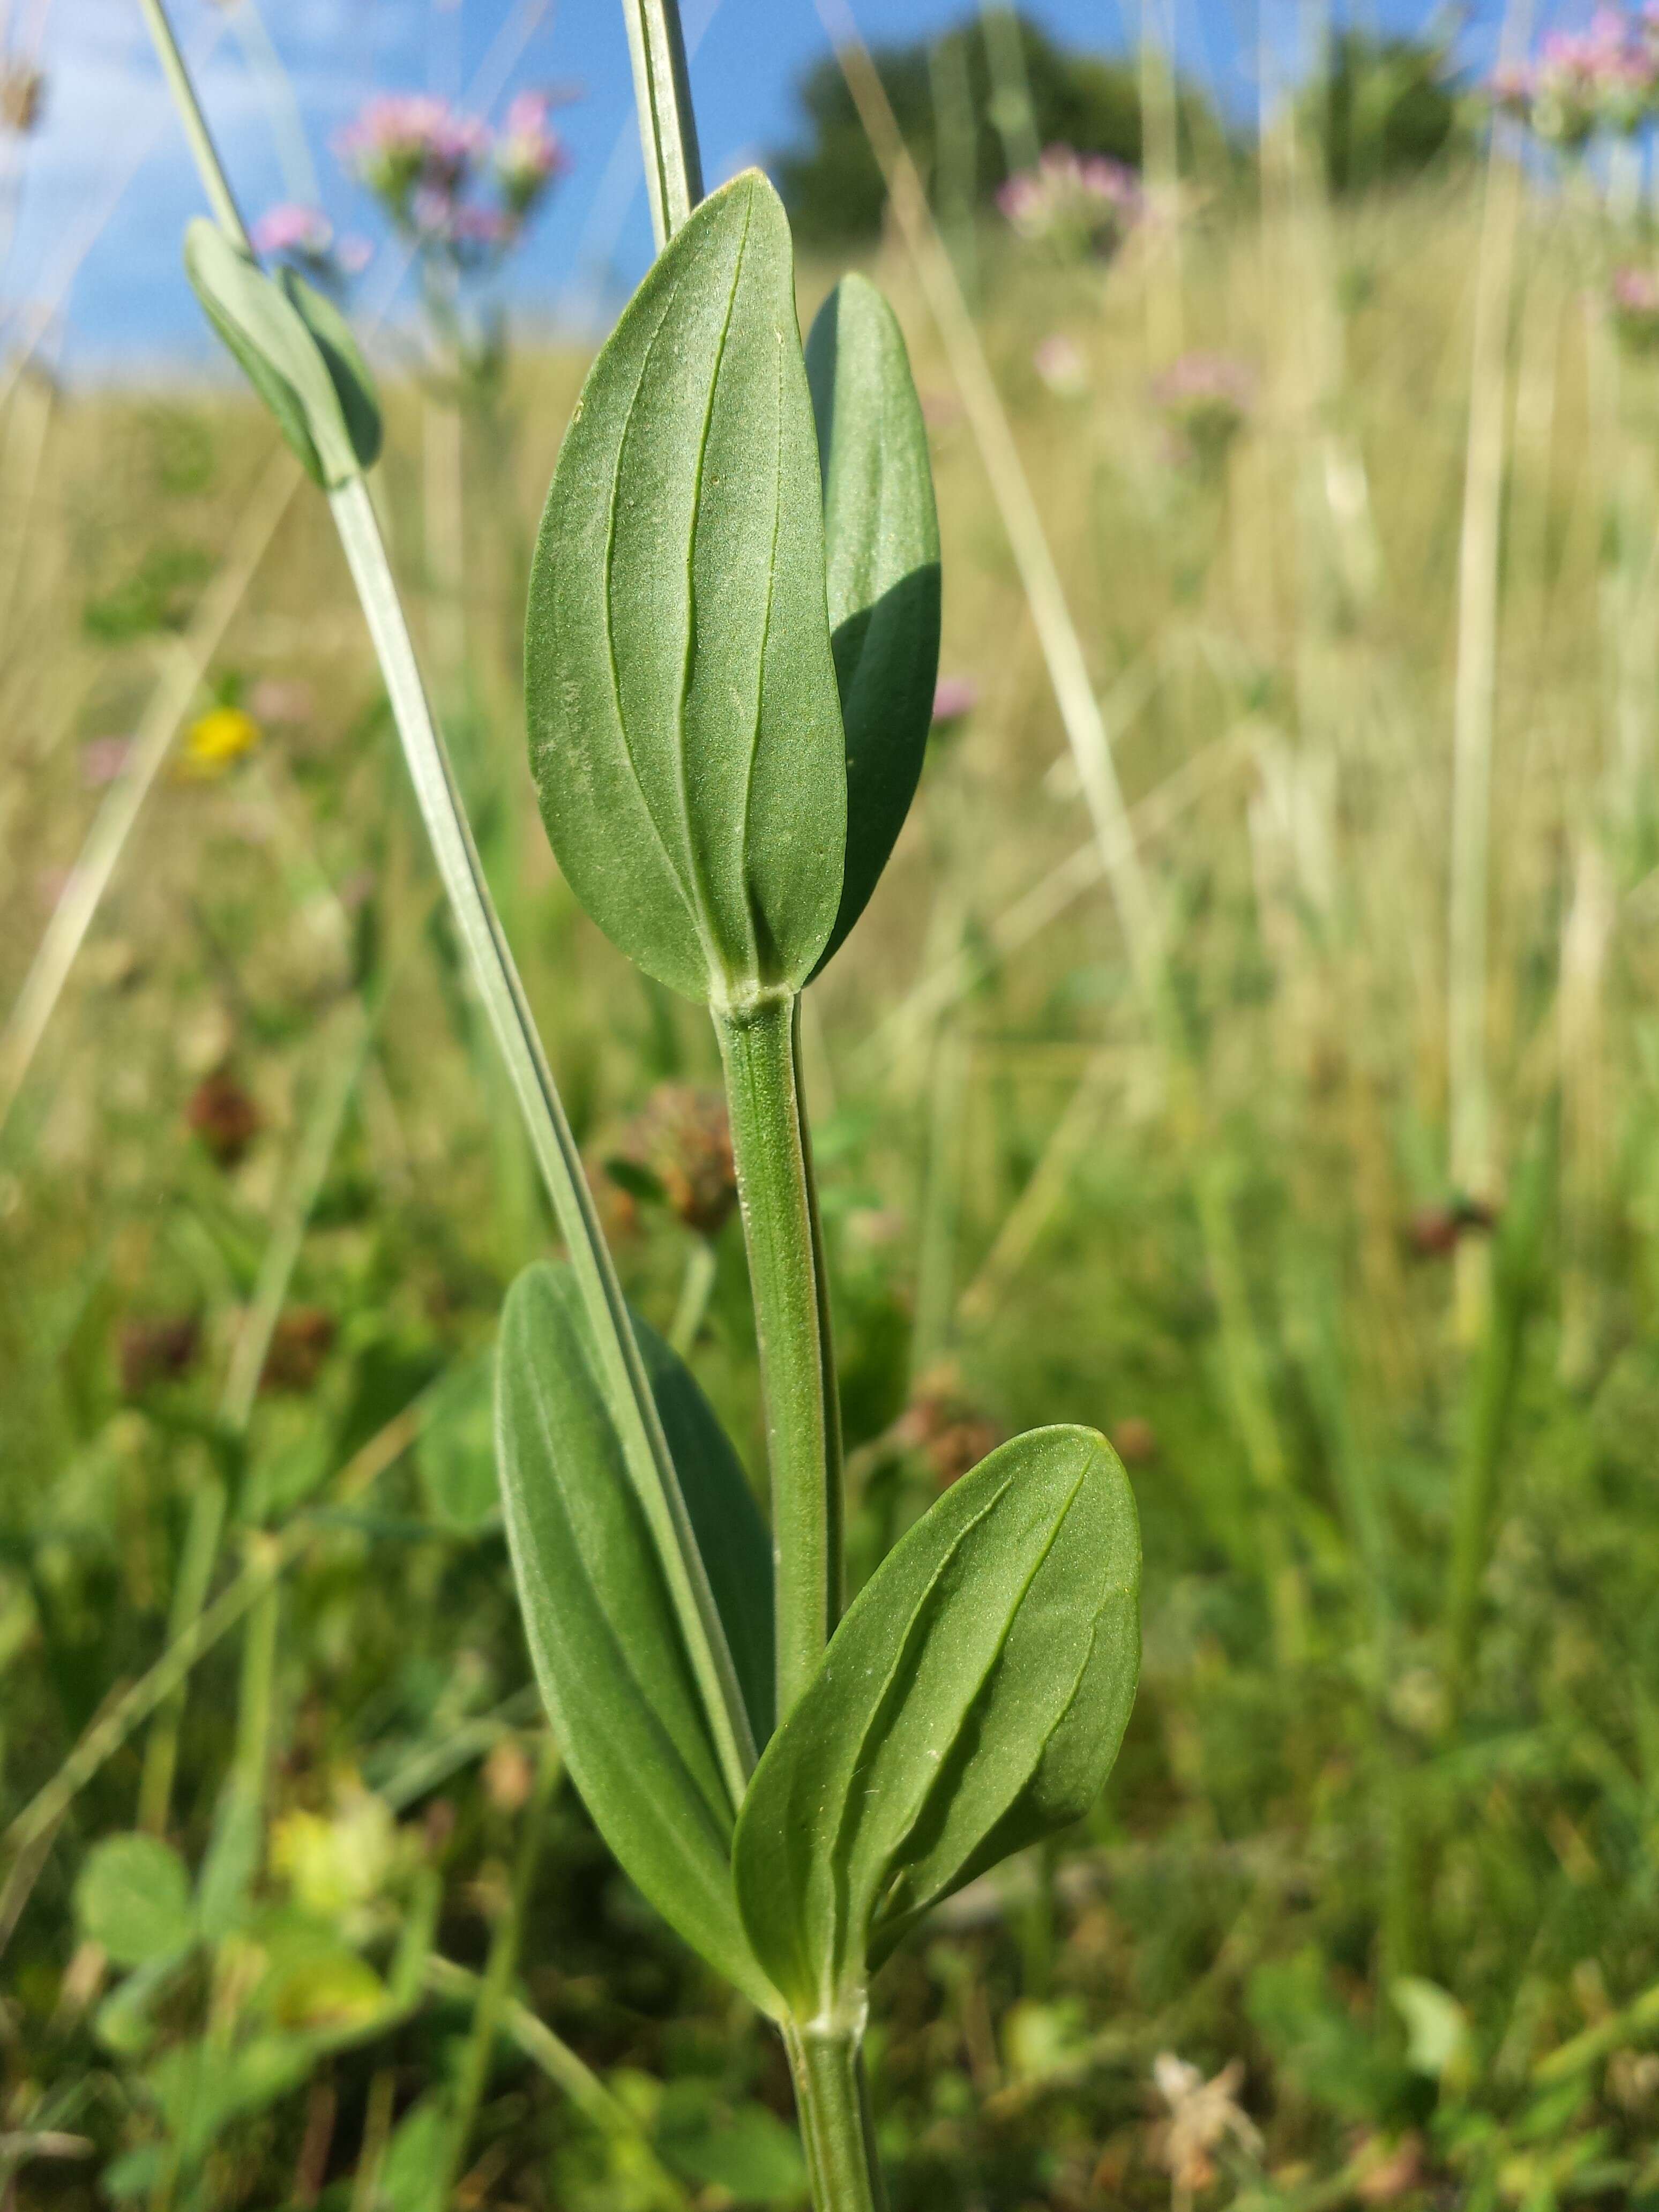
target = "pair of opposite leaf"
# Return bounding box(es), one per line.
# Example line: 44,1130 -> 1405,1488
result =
497,1261 -> 1141,2025
184,221 -> 380,489
522,168 -> 943,1008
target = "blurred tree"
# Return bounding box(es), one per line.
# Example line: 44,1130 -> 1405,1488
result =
1303,27 -> 1473,195
775,9 -> 1230,248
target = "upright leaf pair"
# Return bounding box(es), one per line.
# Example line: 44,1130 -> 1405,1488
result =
497,1280 -> 1140,2022
522,170 -> 939,1004
184,221 -> 380,489
733,1428 -> 1140,2022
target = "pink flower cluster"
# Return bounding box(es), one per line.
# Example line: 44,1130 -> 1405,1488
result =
997,145 -> 1141,260
1612,263 -> 1659,346
494,92 -> 569,218
1032,332 -> 1089,396
1152,352 -> 1254,469
250,202 -> 326,264
931,675 -> 980,728
336,93 -> 489,208
1493,8 -> 1659,146
333,88 -> 567,271
250,203 -> 371,283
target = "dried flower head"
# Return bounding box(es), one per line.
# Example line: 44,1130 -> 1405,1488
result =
998,145 -> 1141,259
484,1737 -> 535,1813
259,1306 -> 337,1394
1151,2053 -> 1262,2203
611,1085 -> 738,1239
894,1366 -> 1005,1487
186,1066 -> 261,1167
0,62 -> 44,133
1355,2131 -> 1425,2204
119,1314 -> 201,1398
1405,1194 -> 1498,1260
1111,1416 -> 1158,1467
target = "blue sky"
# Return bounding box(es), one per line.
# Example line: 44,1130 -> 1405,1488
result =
4,0 -> 1517,379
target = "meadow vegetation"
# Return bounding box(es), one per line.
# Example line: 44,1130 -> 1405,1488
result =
4,24 -> 1659,2209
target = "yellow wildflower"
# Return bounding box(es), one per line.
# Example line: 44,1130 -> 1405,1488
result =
181,704 -> 261,778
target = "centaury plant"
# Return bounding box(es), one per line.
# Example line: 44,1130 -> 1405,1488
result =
142,1 -> 1141,2202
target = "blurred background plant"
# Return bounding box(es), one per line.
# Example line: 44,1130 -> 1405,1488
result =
6,1 -> 1659,2208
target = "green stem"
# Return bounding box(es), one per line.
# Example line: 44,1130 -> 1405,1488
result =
1190,1152 -> 1306,1671
233,1572 -> 280,1800
139,1003 -> 373,1836
1442,1120 -> 1551,1718
439,1739 -> 562,2203
138,1471 -> 227,1833
784,2022 -> 886,2212
715,996 -> 841,1722
668,1236 -> 718,1357
423,1956 -> 689,2208
620,0 -> 704,246
978,2 -> 1040,175
136,0 -> 250,249
328,472 -> 754,1802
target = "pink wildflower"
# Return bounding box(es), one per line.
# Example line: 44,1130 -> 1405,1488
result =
998,145 -> 1141,259
245,678 -> 315,727
931,676 -> 980,728
1153,352 -> 1254,470
80,736 -> 131,788
336,94 -> 489,217
494,91 -> 569,218
1033,332 -> 1089,396
1504,9 -> 1659,143
251,202 -> 334,265
1613,263 -> 1659,347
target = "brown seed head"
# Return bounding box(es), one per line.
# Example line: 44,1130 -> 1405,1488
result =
186,1066 -> 261,1168
259,1307 -> 337,1394
1111,1416 -> 1158,1467
0,65 -> 44,134
894,1365 -> 1005,1486
119,1314 -> 201,1398
614,1084 -> 737,1238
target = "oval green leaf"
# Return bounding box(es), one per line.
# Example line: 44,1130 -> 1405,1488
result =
279,264 -> 383,473
184,220 -> 380,488
74,1833 -> 196,1968
525,170 -> 847,1006
731,1425 -> 1139,2021
496,1261 -> 776,2009
805,274 -> 941,975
